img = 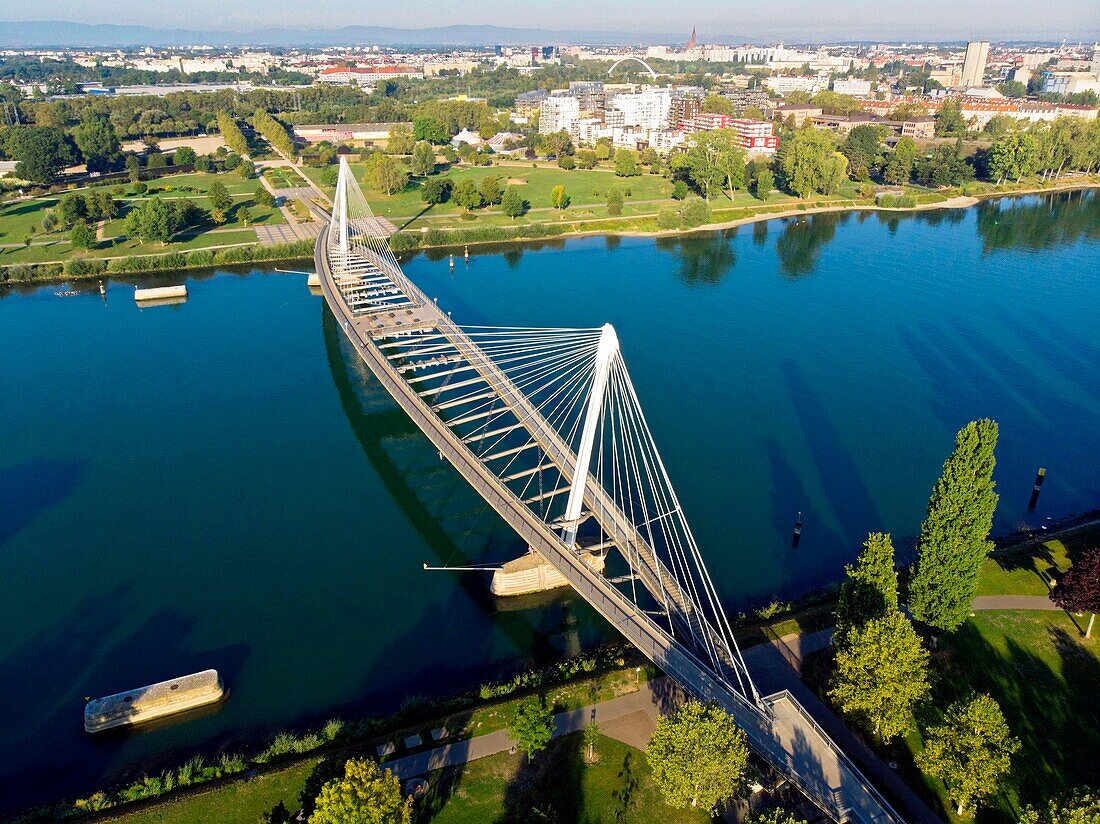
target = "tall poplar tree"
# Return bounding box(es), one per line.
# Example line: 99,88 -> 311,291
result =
834,532 -> 899,650
909,419 -> 999,631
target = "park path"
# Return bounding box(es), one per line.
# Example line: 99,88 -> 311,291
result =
971,595 -> 1060,611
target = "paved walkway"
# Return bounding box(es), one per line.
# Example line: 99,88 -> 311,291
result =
383,681 -> 666,781
972,595 -> 1060,611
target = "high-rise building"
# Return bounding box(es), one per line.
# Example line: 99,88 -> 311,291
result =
961,40 -> 990,87
539,95 -> 580,134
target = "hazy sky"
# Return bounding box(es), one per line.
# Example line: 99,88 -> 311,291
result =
2,0 -> 1098,40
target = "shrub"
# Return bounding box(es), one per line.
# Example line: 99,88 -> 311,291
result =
657,208 -> 681,230
681,198 -> 712,228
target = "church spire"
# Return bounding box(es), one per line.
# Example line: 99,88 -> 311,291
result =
687,26 -> 698,49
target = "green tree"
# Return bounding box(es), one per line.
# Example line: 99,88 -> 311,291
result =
413,116 -> 449,144
557,154 -> 576,170
914,141 -> 974,187
410,141 -> 437,176
236,158 -> 255,179
909,419 -> 999,632
309,758 -> 410,824
125,197 -> 173,244
208,180 -> 232,213
69,219 -> 96,250
778,129 -> 847,198
840,125 -> 886,181
255,186 -> 276,208
576,149 -> 598,169
753,167 -> 774,200
420,177 -> 452,205
671,180 -> 689,200
702,94 -> 735,115
479,174 -> 503,206
550,183 -> 569,212
997,80 -> 1027,98
11,126 -> 75,184
916,694 -> 1020,816
988,132 -> 1042,183
1019,788 -> 1100,824
452,178 -> 484,210
935,98 -> 967,137
616,150 -> 642,177
645,700 -> 749,811
681,198 -> 711,227
363,153 -> 410,195
237,205 -> 253,225
605,186 -> 624,216
829,611 -> 930,740
386,124 -> 416,155
583,721 -> 600,763
56,192 -> 88,227
73,113 -> 121,173
834,533 -> 899,649
882,136 -> 919,184
508,700 -> 554,761
682,130 -> 744,199
173,145 -> 197,166
501,185 -> 525,219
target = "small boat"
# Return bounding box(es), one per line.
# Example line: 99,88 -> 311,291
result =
84,669 -> 225,733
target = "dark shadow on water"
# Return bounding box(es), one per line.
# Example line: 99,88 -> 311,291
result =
781,360 -> 883,542
764,436 -> 846,592
0,457 -> 85,546
975,189 -> 1099,254
752,220 -> 769,245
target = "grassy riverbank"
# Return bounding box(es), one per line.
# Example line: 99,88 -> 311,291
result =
4,163 -> 1095,284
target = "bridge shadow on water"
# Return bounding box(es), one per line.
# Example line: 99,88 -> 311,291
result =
0,456 -> 85,548
273,308 -> 617,820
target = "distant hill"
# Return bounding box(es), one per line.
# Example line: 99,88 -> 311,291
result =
0,21 -> 681,48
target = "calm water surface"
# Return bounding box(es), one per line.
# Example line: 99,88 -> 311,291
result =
1,191 -> 1097,807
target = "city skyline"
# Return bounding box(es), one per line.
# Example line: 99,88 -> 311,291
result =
1,0 -> 1098,42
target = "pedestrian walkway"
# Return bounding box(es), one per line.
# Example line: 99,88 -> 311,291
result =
972,595 -> 1060,611
383,682 -> 667,782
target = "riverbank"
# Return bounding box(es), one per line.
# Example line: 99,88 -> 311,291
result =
4,177 -> 1095,286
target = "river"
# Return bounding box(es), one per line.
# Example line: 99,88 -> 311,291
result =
0,190 -> 1097,809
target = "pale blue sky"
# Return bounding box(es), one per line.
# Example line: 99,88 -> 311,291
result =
2,0 -> 1097,40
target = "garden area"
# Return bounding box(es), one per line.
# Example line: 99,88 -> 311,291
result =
0,170 -> 283,267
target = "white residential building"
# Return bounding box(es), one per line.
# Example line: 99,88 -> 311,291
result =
765,75 -> 828,95
832,79 -> 872,97
608,89 -> 672,130
539,95 -> 581,134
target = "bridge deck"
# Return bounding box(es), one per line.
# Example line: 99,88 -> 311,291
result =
315,228 -> 903,824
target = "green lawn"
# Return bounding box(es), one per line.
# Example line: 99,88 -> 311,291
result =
105,758 -> 321,824
0,197 -> 60,243
107,734 -> 704,824
976,523 -> 1098,597
300,164 -> 678,219
420,733 -> 709,824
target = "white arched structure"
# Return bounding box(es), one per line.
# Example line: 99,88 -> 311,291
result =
607,56 -> 659,79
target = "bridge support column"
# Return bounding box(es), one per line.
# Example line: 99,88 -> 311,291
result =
334,157 -> 350,260
561,323 -> 618,548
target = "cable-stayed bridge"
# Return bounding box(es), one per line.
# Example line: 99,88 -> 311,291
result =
314,158 -> 903,824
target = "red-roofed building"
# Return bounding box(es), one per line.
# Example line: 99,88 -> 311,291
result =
317,65 -> 424,86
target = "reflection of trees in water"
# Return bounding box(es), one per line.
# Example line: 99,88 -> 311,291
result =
775,214 -> 840,278
503,247 -> 524,269
975,190 -> 1098,253
752,220 -> 768,246
604,234 -> 622,252
656,229 -> 738,286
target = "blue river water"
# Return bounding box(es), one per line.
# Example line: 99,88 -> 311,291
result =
0,190 -> 1097,809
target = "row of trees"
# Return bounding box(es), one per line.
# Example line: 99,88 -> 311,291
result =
252,108 -> 294,157
215,111 -> 249,157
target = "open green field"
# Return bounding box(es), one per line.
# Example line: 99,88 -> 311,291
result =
898,610 -> 1099,823
976,523 -> 1097,597
106,734 -> 707,824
